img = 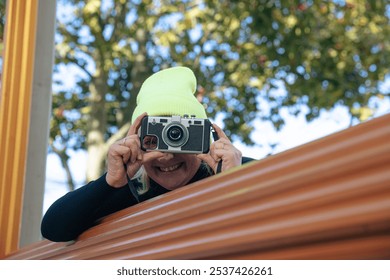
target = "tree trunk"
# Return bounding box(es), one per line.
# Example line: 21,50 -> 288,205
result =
85,21 -> 151,182
51,144 -> 76,192
86,68 -> 108,182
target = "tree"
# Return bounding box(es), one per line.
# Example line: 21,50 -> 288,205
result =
0,0 -> 6,61
52,0 -> 389,190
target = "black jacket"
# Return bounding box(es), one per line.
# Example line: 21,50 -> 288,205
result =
41,157 -> 253,242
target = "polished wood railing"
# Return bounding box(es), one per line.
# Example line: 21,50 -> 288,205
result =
5,113 -> 390,260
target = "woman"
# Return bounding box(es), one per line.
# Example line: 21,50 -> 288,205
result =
41,67 -> 252,242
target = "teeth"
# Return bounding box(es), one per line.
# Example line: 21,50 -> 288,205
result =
159,163 -> 181,172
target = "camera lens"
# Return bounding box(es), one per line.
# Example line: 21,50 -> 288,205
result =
162,123 -> 189,148
168,126 -> 183,141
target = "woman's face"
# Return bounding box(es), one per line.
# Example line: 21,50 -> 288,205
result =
143,152 -> 201,190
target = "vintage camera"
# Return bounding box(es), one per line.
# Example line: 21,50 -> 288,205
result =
140,115 -> 211,153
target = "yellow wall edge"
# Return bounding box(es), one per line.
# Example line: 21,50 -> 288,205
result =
0,0 -> 39,257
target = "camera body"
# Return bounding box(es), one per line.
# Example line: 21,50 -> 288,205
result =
140,115 -> 211,154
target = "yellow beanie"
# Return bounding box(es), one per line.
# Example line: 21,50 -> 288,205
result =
131,67 -> 208,123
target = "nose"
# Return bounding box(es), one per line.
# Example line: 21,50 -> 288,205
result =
157,152 -> 174,162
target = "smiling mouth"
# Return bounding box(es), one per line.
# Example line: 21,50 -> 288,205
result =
158,163 -> 182,172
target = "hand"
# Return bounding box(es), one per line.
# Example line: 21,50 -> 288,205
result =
106,112 -> 164,188
197,123 -> 242,174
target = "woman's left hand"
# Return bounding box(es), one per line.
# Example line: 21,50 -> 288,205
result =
197,123 -> 242,173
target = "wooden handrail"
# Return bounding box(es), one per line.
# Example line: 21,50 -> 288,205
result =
4,113 -> 390,260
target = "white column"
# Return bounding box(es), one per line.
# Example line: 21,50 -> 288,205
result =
20,0 -> 57,247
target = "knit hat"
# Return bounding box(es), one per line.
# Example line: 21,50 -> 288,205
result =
131,67 -> 207,123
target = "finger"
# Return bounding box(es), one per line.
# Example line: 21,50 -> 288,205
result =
118,135 -> 140,163
110,145 -> 132,164
128,112 -> 148,136
212,123 -> 229,141
129,140 -> 141,164
211,148 -> 229,159
209,140 -> 227,159
213,139 -> 230,150
197,153 -> 218,170
142,151 -> 165,163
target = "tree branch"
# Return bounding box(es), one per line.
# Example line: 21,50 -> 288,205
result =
50,143 -> 76,192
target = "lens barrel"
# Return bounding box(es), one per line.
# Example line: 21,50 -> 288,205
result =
162,123 -> 189,147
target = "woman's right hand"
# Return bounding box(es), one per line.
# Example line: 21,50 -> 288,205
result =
105,112 -> 163,188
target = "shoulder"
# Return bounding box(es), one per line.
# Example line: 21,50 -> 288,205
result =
241,156 -> 256,164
